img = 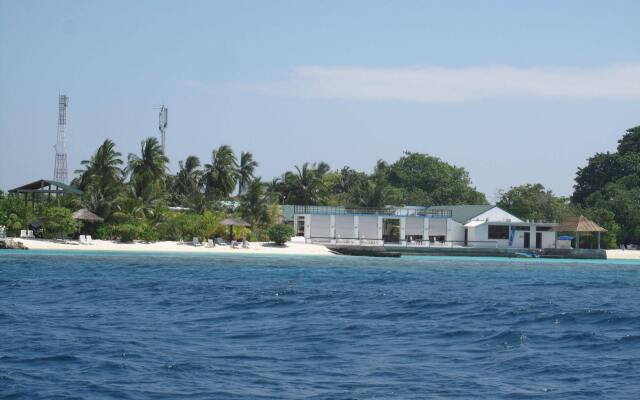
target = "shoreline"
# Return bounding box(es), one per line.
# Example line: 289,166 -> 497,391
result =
2,238 -> 639,261
6,238 -> 335,256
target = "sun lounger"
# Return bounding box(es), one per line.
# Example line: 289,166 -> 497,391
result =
214,237 -> 227,246
192,237 -> 202,246
242,240 -> 250,249
20,230 -> 27,238
207,239 -> 215,248
27,230 -> 34,239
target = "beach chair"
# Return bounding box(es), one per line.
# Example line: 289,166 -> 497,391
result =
85,235 -> 94,245
231,240 -> 239,248
242,240 -> 250,249
79,235 -> 87,245
214,237 -> 228,246
27,230 -> 34,239
20,230 -> 27,238
192,237 -> 202,246
207,239 -> 215,248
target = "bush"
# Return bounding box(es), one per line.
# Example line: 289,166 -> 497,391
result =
141,224 -> 160,243
268,224 -> 294,245
95,223 -> 113,240
114,223 -> 143,242
40,207 -> 78,239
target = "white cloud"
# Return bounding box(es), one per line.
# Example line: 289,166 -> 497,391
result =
252,64 -> 640,102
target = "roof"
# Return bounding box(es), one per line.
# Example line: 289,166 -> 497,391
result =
553,215 -> 607,233
72,208 -> 104,222
8,179 -> 83,196
219,217 -> 251,227
426,205 -> 495,224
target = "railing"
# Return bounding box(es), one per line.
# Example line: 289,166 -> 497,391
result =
307,236 -> 498,248
293,205 -> 452,218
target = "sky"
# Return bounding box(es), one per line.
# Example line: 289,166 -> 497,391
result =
1,0 -> 639,201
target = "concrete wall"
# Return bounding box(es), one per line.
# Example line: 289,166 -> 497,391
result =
335,215 -> 355,239
358,216 -> 378,240
310,215 -> 330,239
429,219 -> 447,236
447,220 -> 465,243
472,207 -> 524,223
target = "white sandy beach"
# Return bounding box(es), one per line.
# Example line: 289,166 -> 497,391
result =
11,238 -> 335,256
604,249 -> 640,260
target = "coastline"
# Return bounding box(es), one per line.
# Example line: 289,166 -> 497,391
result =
3,238 -> 640,261
8,238 -> 335,256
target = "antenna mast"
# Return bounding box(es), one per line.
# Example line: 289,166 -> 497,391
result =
53,94 -> 69,184
158,105 -> 168,152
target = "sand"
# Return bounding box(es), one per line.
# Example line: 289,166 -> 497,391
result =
605,249 -> 640,260
12,238 -> 334,256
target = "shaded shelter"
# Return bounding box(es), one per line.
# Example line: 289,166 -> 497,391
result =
553,215 -> 607,249
72,208 -> 104,238
219,217 -> 250,241
8,179 -> 83,207
72,208 -> 104,223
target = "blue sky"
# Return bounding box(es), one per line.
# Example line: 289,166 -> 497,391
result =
1,0 -> 639,200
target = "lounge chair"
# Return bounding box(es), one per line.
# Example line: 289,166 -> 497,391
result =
231,240 -> 239,248
206,239 -> 215,248
192,237 -> 202,246
242,240 -> 250,249
20,230 -> 27,238
26,230 -> 35,239
214,237 -> 227,246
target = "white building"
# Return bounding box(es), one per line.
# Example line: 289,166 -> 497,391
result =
293,205 -> 558,249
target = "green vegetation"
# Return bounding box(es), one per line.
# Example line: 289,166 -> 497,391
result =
268,224 -> 294,245
1,126 -> 638,248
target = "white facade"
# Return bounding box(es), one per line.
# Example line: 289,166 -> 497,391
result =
294,205 -> 558,249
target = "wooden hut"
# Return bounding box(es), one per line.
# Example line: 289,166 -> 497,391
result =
553,215 -> 607,249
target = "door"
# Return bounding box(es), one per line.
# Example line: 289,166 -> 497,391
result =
535,232 -> 542,249
464,228 -> 468,246
523,232 -> 530,249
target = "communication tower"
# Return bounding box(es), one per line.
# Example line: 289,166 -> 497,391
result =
53,94 -> 69,184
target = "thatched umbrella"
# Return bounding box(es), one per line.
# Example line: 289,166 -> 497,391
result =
219,217 -> 251,241
72,208 -> 104,223
72,209 -> 104,238
553,215 -> 607,249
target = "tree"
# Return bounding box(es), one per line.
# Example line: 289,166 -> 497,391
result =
572,152 -> 640,205
386,152 -> 487,205
73,139 -> 124,220
497,183 -> 574,222
238,151 -> 258,195
617,125 -> 640,155
240,178 -> 270,227
204,145 -> 239,199
281,162 -> 328,205
41,207 -> 78,239
127,137 -> 169,202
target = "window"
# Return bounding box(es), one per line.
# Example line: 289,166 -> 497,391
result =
488,225 -> 509,239
513,226 -> 530,231
536,226 -> 552,231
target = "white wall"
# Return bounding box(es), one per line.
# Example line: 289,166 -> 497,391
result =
471,207 -> 524,223
447,220 -> 465,243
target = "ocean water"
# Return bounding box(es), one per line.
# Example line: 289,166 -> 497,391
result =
1,251 -> 640,399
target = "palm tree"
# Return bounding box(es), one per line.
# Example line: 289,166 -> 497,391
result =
284,162 -> 327,205
175,155 -> 203,196
73,139 -> 124,219
203,145 -> 239,199
127,137 -> 169,202
240,178 -> 270,227
238,151 -> 258,195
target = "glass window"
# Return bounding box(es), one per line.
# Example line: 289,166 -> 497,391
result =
488,225 -> 509,239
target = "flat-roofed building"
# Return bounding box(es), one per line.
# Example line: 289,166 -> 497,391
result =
293,204 -> 560,249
